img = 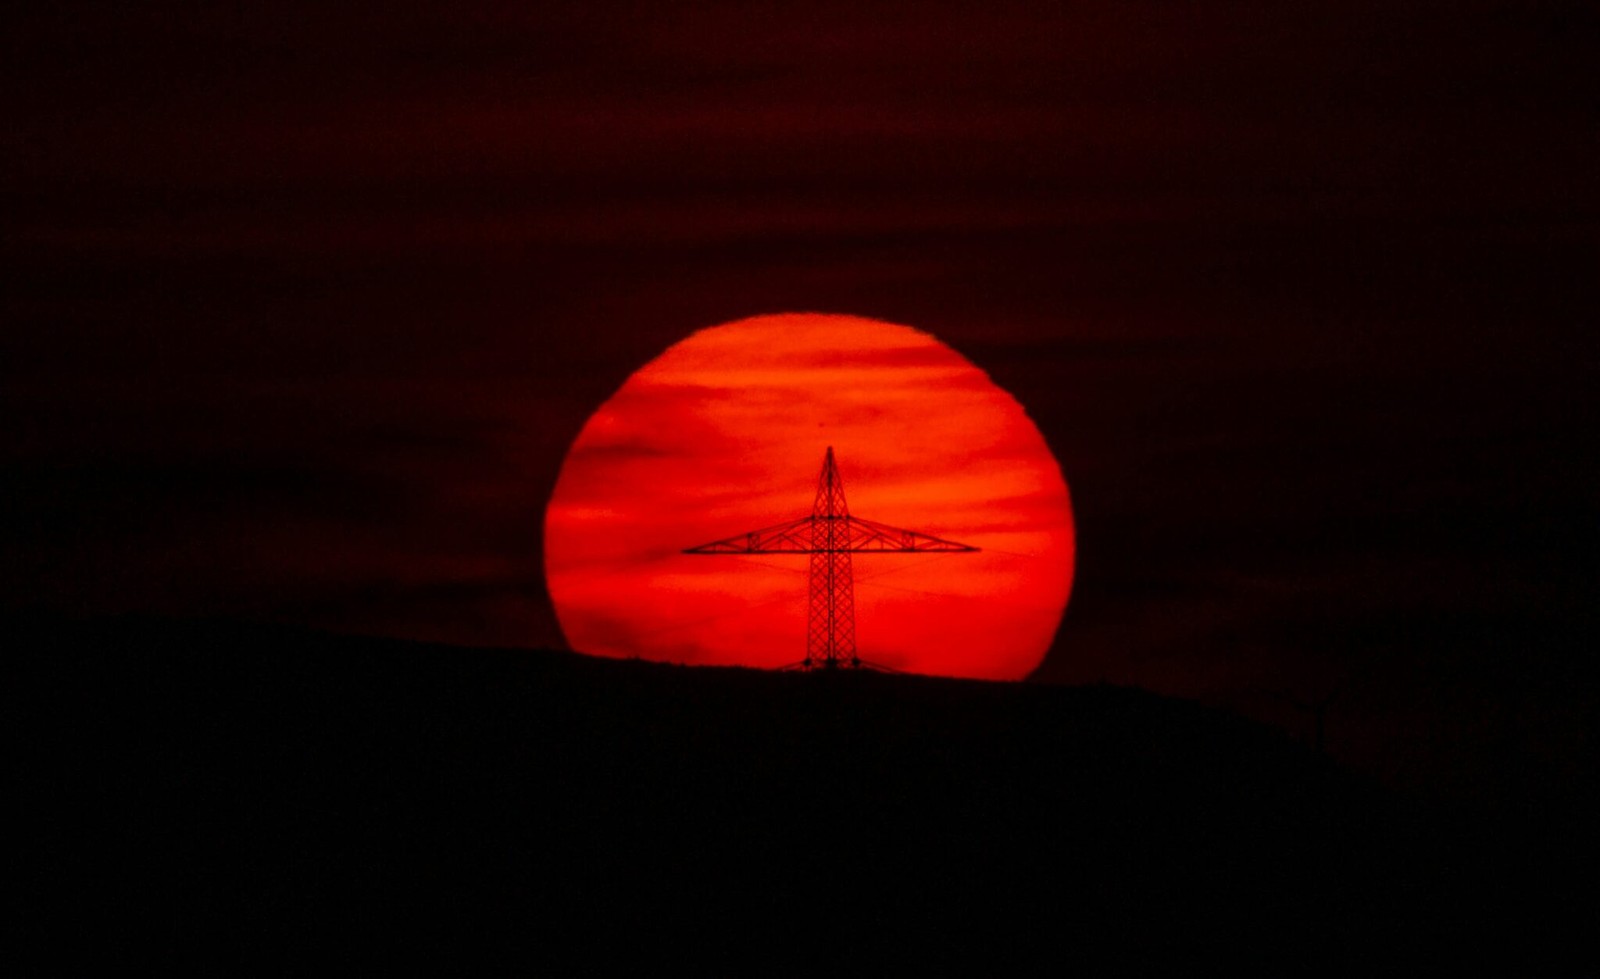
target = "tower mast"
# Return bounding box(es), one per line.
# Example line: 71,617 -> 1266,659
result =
684,447 -> 977,670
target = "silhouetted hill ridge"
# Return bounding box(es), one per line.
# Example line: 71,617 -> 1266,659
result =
9,613 -> 1569,969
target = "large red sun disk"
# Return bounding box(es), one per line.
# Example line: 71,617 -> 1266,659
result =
544,313 -> 1074,680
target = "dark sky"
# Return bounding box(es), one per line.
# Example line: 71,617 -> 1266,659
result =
4,0 -> 1595,799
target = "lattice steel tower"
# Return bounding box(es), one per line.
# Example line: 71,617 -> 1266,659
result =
684,447 -> 977,670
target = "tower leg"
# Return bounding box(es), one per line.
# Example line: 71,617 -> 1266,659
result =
804,447 -> 858,668
807,547 -> 857,668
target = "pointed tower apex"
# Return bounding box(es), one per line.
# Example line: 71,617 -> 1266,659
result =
813,447 -> 849,519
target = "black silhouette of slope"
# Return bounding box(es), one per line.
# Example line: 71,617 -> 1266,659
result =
8,615 -> 1578,970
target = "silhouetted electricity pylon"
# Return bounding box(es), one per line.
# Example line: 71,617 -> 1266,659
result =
684,447 -> 977,670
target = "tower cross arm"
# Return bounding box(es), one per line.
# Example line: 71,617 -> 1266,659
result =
683,514 -> 979,554
682,515 -> 817,554
842,515 -> 979,552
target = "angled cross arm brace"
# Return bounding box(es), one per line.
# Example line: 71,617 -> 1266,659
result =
684,514 -> 980,554
682,515 -> 817,554
843,515 -> 980,552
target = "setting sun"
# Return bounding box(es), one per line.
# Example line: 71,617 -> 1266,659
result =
544,313 -> 1075,680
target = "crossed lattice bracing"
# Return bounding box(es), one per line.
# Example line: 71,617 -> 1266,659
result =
684,447 -> 977,670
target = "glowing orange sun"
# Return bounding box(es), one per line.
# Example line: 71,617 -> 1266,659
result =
544,312 -> 1074,680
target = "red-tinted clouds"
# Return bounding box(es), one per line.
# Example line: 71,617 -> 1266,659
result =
545,314 -> 1074,679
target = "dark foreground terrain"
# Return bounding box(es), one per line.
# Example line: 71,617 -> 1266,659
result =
10,616 -> 1586,970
